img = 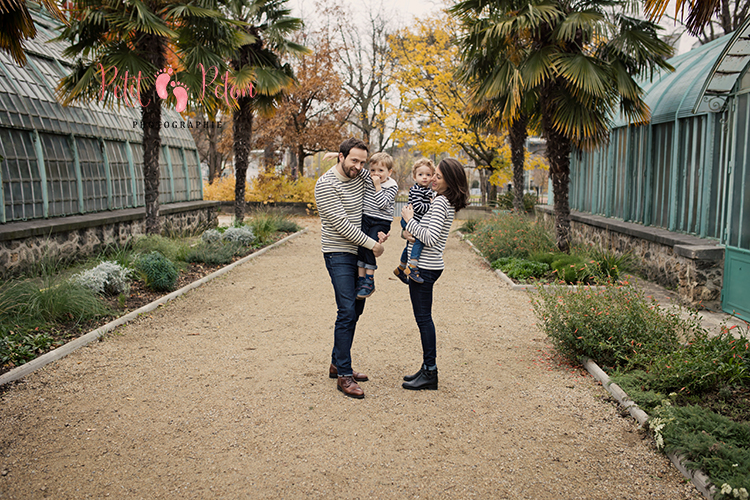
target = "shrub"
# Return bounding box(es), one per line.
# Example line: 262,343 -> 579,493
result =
135,251 -> 179,292
203,175 -> 252,201
222,226 -> 255,246
71,261 -> 132,296
201,229 -> 222,243
495,192 -> 539,213
649,403 -> 750,498
185,241 -> 244,265
646,327 -> 750,395
458,219 -> 479,234
0,330 -> 54,367
531,281 -> 701,370
492,257 -> 550,281
469,212 -> 556,261
132,235 -> 190,262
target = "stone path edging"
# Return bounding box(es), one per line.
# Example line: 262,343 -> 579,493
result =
581,357 -> 715,500
0,228 -> 308,387
459,233 -> 716,499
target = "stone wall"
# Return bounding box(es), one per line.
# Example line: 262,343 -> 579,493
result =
0,201 -> 219,279
536,205 -> 724,310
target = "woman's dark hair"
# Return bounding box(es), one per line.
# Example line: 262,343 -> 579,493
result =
437,158 -> 469,212
339,137 -> 369,158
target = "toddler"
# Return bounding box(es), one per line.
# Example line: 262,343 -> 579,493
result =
356,152 -> 399,299
394,158 -> 435,284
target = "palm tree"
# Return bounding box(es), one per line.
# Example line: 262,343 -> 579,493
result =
452,0 -> 673,252
0,0 -> 65,66
224,0 -> 307,222
57,0 -> 238,234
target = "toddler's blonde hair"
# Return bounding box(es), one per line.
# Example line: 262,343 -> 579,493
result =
369,152 -> 394,171
412,158 -> 435,177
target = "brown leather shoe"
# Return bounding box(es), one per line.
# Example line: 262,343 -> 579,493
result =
329,363 -> 368,382
337,376 -> 364,399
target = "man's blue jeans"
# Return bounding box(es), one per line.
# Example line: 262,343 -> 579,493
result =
408,268 -> 443,368
324,252 -> 366,377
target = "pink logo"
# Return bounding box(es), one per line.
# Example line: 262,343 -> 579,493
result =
98,64 -> 256,112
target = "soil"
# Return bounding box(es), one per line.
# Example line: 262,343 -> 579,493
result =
0,218 -> 702,499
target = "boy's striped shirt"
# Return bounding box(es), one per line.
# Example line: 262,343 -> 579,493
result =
405,195 -> 455,270
363,177 -> 398,221
315,166 -> 376,254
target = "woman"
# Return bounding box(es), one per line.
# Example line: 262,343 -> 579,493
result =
400,158 -> 469,390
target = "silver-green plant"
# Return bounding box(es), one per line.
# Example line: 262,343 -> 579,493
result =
201,229 -> 222,243
221,226 -> 255,246
71,261 -> 132,296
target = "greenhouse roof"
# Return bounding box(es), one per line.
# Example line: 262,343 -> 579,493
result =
0,6 -> 193,149
610,20 -> 750,128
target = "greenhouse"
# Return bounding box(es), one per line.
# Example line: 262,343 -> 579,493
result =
564,19 -> 750,321
0,7 -> 204,225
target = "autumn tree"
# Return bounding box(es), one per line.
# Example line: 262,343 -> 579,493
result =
253,30 -> 347,180
390,12 -> 508,205
328,5 -> 399,152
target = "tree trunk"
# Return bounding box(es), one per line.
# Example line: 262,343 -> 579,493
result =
207,125 -> 221,183
478,167 -> 488,206
139,34 -> 165,235
509,114 -> 528,212
233,95 -> 253,223
297,144 -> 305,179
546,126 -> 572,253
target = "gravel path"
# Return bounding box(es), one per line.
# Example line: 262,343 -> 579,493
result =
0,218 -> 701,499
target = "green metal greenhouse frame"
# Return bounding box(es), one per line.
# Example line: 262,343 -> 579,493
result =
566,20 -> 750,321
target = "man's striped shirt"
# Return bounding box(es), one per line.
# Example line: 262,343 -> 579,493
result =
405,195 -> 455,270
363,176 -> 398,221
315,166 -> 377,254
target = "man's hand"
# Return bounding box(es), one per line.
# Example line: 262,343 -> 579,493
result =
377,231 -> 390,244
402,229 -> 416,243
401,204 -> 414,223
372,242 -> 385,257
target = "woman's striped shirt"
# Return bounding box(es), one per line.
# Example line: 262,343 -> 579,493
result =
363,176 -> 398,221
405,195 -> 455,270
315,166 -> 377,254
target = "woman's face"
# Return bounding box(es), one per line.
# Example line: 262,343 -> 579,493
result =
432,166 -> 447,195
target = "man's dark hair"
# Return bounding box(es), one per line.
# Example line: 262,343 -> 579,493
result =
339,138 -> 369,159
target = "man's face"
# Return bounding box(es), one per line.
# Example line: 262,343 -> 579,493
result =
339,148 -> 368,179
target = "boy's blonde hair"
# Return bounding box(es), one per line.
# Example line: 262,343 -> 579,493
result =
369,152 -> 394,171
412,158 -> 435,177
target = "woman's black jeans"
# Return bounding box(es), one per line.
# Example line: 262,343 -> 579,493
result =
408,268 -> 443,369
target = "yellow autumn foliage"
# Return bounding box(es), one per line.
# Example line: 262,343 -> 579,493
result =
203,174 -> 316,204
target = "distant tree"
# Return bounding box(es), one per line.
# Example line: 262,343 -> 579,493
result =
453,0 -> 674,251
189,111 -> 233,183
390,13 -> 508,205
224,0 -> 308,222
255,30 -> 347,180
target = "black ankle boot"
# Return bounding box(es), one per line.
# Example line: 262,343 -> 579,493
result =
402,368 -> 438,390
403,367 -> 422,382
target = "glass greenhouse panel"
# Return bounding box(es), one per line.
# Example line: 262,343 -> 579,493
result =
170,147 -> 188,202
0,128 -> 42,220
105,141 -> 133,209
76,137 -> 107,213
40,132 -> 77,217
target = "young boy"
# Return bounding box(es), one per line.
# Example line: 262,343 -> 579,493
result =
356,152 -> 399,299
394,158 -> 435,284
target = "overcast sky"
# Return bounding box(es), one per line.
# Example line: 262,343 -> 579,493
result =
291,0 -> 699,54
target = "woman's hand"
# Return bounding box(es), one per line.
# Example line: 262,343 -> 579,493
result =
402,229 -> 416,243
401,204 -> 414,223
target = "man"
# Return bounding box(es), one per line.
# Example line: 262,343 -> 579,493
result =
315,138 -> 386,399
